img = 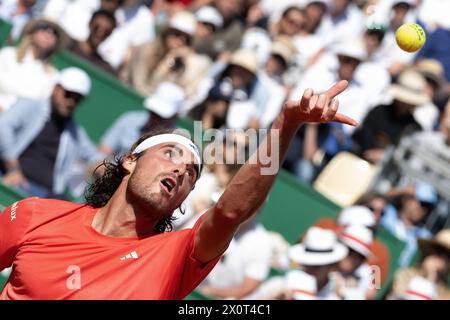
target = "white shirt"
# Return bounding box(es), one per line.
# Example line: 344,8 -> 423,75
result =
0,47 -> 58,111
257,72 -> 286,128
289,53 -> 390,135
202,223 -> 273,291
317,4 -> 365,48
43,0 -> 100,42
99,4 -> 155,69
336,264 -> 374,300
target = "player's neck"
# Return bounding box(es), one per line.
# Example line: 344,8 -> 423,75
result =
92,184 -> 160,239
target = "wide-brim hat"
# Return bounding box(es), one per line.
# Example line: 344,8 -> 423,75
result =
388,69 -> 430,106
229,48 -> 259,75
418,229 -> 450,256
21,18 -> 71,51
270,36 -> 297,66
289,227 -> 348,266
339,225 -> 373,258
415,59 -> 446,91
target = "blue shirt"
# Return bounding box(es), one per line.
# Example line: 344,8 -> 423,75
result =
416,27 -> 450,81
381,204 -> 432,267
100,110 -> 150,157
0,98 -> 104,195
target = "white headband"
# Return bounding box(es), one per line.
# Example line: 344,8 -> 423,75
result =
132,134 -> 202,172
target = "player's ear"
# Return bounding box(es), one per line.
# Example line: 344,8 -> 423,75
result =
122,154 -> 137,174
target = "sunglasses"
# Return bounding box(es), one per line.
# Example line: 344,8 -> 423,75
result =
34,22 -> 60,39
169,29 -> 191,43
63,90 -> 84,103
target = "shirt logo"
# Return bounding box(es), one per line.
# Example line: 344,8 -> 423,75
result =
10,202 -> 18,222
120,251 -> 139,261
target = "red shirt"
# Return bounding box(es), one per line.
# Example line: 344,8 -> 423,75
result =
0,198 -> 220,300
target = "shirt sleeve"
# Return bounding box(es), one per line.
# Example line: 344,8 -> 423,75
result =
176,214 -> 221,299
0,198 -> 35,271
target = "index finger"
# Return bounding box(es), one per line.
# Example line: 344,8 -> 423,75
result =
325,80 -> 348,99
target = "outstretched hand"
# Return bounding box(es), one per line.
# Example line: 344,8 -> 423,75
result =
283,80 -> 357,127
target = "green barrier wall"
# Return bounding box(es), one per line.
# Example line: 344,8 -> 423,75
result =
0,21 -> 406,299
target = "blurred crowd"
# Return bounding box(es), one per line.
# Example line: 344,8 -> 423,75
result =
0,0 -> 449,300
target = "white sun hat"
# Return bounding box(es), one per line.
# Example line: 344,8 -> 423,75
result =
333,38 -> 368,62
388,69 -> 430,106
339,225 -> 373,258
288,227 -> 348,266
196,6 -> 223,29
403,276 -> 438,300
169,11 -> 197,36
58,67 -> 91,96
285,270 -> 317,300
337,206 -> 376,228
144,82 -> 185,119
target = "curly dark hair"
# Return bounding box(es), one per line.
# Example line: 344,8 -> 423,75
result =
85,128 -> 200,233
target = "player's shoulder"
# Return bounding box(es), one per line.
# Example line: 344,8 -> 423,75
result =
16,197 -> 83,213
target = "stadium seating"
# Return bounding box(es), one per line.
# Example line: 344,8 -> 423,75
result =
0,20 -> 407,300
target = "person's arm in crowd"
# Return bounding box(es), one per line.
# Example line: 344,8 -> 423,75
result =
200,277 -> 262,299
76,126 -> 107,176
0,100 -> 34,189
194,80 -> 357,263
98,113 -> 135,157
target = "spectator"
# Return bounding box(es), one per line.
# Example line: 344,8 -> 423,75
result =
391,229 -> 450,299
288,227 -> 348,299
193,0 -> 245,59
0,18 -> 70,112
252,37 -> 296,129
316,0 -> 365,48
69,10 -> 117,75
259,269 -> 318,300
415,2 -> 450,89
121,11 -> 210,99
192,48 -> 261,130
353,69 -> 427,164
413,59 -> 448,130
391,276 -> 438,300
0,67 -> 103,198
315,205 -> 391,285
304,0 -> 329,35
42,0 -> 123,42
0,0 -> 38,43
381,181 -> 438,266
194,6 -> 224,42
362,23 -> 387,64
372,0 -> 419,77
98,82 -> 185,157
188,81 -> 233,130
98,0 -> 156,69
335,225 -> 377,299
198,215 -> 273,300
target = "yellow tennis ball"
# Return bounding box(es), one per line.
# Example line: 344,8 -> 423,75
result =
395,23 -> 426,53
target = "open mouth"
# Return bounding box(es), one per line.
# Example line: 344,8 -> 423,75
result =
160,177 -> 177,194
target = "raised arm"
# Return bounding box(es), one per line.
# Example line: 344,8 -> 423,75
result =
194,80 -> 357,263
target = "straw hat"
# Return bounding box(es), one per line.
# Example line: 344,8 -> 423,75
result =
270,36 -> 297,66
229,48 -> 259,75
415,59 -> 446,90
333,38 -> 368,62
169,11 -> 197,36
388,69 -> 430,106
21,17 -> 71,50
418,229 -> 450,257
